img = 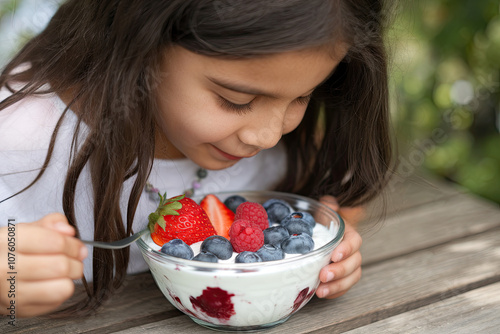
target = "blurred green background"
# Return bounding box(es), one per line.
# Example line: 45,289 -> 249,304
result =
1,0 -> 499,204
389,0 -> 500,204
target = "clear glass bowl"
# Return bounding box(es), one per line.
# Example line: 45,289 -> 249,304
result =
137,191 -> 345,332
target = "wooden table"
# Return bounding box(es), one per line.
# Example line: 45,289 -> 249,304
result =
4,172 -> 500,333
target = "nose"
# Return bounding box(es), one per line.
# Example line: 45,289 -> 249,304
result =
237,106 -> 286,150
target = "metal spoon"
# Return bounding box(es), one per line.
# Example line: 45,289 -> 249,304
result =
81,229 -> 149,249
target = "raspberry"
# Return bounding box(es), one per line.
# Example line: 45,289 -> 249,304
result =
229,219 -> 264,253
235,202 -> 269,230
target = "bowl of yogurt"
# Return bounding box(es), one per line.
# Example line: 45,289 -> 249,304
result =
137,191 -> 345,331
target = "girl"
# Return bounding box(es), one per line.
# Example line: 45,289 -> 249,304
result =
0,0 -> 392,317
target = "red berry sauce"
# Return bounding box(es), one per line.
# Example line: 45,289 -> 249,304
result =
166,288 -> 195,316
292,287 -> 315,312
190,287 -> 236,321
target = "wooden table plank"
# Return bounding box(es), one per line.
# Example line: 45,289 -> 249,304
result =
363,172 -> 463,219
343,282 -> 500,334
361,191 -> 500,265
109,227 -> 500,334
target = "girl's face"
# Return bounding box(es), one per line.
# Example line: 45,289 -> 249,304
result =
155,45 -> 346,170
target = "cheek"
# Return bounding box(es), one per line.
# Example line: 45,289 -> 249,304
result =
283,106 -> 308,134
159,95 -> 240,144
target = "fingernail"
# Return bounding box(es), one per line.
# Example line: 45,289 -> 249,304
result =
79,246 -> 89,260
333,252 -> 344,262
326,272 -> 335,282
54,221 -> 74,234
318,287 -> 329,298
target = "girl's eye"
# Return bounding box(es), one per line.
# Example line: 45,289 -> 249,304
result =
218,93 -> 312,114
296,93 -> 313,106
218,96 -> 253,114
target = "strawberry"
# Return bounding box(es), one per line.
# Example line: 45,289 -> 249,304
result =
200,194 -> 235,239
148,193 -> 217,246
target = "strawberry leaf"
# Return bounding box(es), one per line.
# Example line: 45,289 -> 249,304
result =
168,194 -> 185,202
158,193 -> 167,205
166,201 -> 183,210
158,201 -> 182,216
156,217 -> 166,230
162,209 -> 180,216
148,212 -> 160,233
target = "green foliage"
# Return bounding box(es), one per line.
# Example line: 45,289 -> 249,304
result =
390,0 -> 500,204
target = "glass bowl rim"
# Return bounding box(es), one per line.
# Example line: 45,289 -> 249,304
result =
136,190 -> 345,270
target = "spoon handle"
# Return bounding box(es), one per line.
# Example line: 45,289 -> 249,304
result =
81,229 -> 149,249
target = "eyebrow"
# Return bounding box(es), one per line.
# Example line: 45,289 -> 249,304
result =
206,71 -> 335,99
207,76 -> 276,97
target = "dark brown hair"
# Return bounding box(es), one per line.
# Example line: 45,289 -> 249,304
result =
0,0 -> 393,315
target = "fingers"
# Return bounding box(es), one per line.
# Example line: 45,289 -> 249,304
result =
16,224 -> 87,261
29,213 -> 76,236
17,254 -> 84,281
15,279 -> 75,305
316,267 -> 362,299
315,222 -> 363,299
330,222 -> 362,263
14,279 -> 75,317
319,250 -> 362,284
0,214 -> 86,318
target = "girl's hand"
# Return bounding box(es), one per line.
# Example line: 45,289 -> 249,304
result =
0,213 -> 87,317
316,196 -> 364,299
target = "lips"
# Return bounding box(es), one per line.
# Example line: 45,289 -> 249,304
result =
211,145 -> 257,161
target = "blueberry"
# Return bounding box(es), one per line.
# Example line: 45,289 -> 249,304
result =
281,233 -> 315,254
224,195 -> 247,213
263,199 -> 293,224
235,251 -> 262,263
160,239 -> 194,260
257,244 -> 285,261
201,235 -> 233,260
263,198 -> 293,211
299,212 -> 316,229
193,251 -> 219,263
263,226 -> 290,247
281,212 -> 315,235
284,220 -> 313,236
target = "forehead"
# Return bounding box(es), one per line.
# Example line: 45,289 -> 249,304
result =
162,44 -> 348,97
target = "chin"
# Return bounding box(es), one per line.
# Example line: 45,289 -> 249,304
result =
196,159 -> 239,171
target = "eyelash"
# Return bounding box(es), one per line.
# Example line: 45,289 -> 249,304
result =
296,94 -> 313,106
218,96 -> 253,114
218,94 -> 313,114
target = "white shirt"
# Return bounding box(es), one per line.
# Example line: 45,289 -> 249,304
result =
0,89 -> 287,277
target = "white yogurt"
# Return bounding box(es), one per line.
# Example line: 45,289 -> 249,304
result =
140,221 -> 339,329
